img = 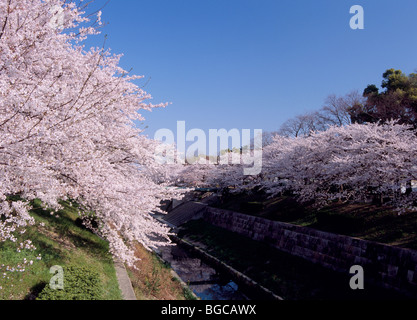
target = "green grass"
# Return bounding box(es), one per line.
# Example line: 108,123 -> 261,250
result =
178,219 -> 408,300
0,199 -> 122,300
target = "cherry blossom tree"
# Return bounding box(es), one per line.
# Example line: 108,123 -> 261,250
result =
261,122 -> 417,211
196,122 -> 417,214
176,150 -> 263,195
0,0 -> 184,271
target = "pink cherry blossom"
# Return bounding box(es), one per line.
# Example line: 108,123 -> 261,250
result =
0,0 -> 185,269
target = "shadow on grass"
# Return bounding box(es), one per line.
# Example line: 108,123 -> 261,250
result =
24,282 -> 47,301
30,199 -> 109,254
31,205 -> 76,228
65,231 -> 109,257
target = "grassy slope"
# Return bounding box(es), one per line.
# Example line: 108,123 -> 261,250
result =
0,199 -> 122,300
0,199 -> 191,300
126,243 -> 197,300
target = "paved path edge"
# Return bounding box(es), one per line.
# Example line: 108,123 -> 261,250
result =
114,258 -> 137,300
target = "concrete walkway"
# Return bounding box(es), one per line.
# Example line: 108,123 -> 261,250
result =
114,259 -> 137,300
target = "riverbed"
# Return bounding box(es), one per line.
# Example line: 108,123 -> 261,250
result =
156,243 -> 250,300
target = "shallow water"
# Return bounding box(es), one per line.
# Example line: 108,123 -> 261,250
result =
157,244 -> 249,300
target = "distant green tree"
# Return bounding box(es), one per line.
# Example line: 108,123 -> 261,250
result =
349,69 -> 417,125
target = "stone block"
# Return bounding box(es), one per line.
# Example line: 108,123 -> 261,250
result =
387,265 -> 399,277
407,270 -> 414,283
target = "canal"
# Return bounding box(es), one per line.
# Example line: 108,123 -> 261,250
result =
156,243 -> 250,300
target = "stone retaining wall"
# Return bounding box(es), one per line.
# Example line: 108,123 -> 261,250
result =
203,206 -> 417,298
171,236 -> 283,301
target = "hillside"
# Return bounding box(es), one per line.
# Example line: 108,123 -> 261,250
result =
0,199 -> 191,300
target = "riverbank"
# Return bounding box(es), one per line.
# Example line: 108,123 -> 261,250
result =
154,237 -> 248,300
214,193 -> 417,250
178,219 -> 409,300
169,235 -> 283,300
0,199 -> 193,300
0,199 -> 122,300
125,243 -> 197,300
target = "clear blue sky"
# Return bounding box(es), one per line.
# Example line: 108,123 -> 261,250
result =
85,0 -> 417,141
